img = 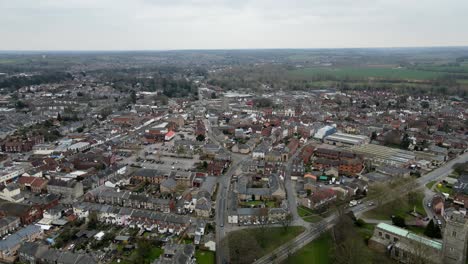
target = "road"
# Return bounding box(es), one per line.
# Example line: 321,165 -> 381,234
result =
254,151 -> 468,264
283,142 -> 316,227
203,118 -> 248,264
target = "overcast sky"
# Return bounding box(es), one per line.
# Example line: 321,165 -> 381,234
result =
1,0 -> 467,50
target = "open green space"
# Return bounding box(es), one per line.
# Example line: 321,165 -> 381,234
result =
283,232 -> 332,264
289,66 -> 451,80
146,248 -> 164,261
363,191 -> 425,220
113,242 -> 163,264
297,206 -> 323,223
297,206 -> 315,217
355,221 -> 376,240
195,250 -> 215,264
222,226 -> 305,263
436,184 -> 453,195
426,180 -> 436,189
303,215 -> 323,223
249,226 -> 305,253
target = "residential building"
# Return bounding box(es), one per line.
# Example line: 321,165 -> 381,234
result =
0,216 -> 20,237
0,225 -> 42,263
46,179 -> 83,199
153,243 -> 195,264
0,203 -> 43,225
18,242 -> 97,264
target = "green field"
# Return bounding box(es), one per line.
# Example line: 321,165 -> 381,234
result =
426,181 -> 436,189
113,247 -> 163,264
195,250 -> 215,264
249,226 -> 305,253
298,206 -> 323,223
224,226 -> 305,263
363,191 -> 425,220
283,232 -> 332,264
289,66 -> 455,80
436,184 -> 453,195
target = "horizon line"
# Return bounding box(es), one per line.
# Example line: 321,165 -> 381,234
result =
1,45 -> 468,54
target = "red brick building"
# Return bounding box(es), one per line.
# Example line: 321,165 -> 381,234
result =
0,203 -> 43,225
17,176 -> 48,193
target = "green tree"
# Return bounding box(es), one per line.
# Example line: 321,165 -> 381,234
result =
392,215 -> 406,227
15,100 -> 28,109
400,133 -> 411,149
87,211 -> 98,229
424,220 -> 442,238
130,90 -> 137,104
196,134 -> 205,141
220,230 -> 261,264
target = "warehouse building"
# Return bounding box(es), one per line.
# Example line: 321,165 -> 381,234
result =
323,132 -> 369,146
350,144 -> 415,167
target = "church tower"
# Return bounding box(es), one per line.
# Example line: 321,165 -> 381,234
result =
442,211 -> 468,264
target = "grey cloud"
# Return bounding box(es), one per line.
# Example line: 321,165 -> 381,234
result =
0,0 -> 467,50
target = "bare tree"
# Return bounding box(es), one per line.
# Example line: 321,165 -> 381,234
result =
281,213 -> 293,232
332,215 -> 372,264
220,230 -> 262,264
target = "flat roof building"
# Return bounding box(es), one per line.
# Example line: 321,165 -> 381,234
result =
323,132 -> 369,146
350,144 -> 415,167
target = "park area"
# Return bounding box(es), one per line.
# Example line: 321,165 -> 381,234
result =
297,206 -> 323,223
221,226 -> 305,264
363,191 -> 425,221
195,250 -> 215,264
283,232 -> 332,264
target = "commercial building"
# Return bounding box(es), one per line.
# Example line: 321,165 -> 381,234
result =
323,132 -> 369,146
313,125 -> 337,140
46,179 -> 84,200
350,144 -> 415,167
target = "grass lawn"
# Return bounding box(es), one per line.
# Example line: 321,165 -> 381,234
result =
114,247 -> 163,264
283,232 -> 332,264
303,215 -> 323,223
363,192 -> 426,220
147,247 -> 164,261
196,250 -> 215,264
426,181 -> 436,189
356,222 -> 376,239
248,226 -> 305,254
436,184 -> 453,195
297,206 -> 315,217
225,226 -> 305,262
297,206 -> 323,223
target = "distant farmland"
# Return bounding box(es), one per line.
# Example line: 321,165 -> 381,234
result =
289,66 -> 466,80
